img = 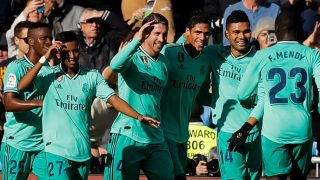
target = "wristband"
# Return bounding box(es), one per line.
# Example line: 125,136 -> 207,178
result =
39,56 -> 47,64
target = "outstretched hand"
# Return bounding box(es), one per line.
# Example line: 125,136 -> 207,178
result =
137,115 -> 160,128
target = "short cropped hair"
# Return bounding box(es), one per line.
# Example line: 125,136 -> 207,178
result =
14,21 -> 32,37
27,22 -> 51,38
55,31 -> 78,43
226,10 -> 250,28
186,10 -> 211,29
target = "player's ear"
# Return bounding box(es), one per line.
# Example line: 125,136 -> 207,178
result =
28,37 -> 34,46
185,28 -> 191,36
225,29 -> 229,40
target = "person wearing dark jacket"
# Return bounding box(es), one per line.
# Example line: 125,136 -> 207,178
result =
77,8 -> 130,73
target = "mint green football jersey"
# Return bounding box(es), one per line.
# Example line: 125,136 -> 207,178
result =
35,65 -> 115,161
110,39 -> 168,143
238,41 -> 320,144
175,35 -> 186,44
204,45 -> 259,133
2,56 -> 43,151
160,44 -> 211,143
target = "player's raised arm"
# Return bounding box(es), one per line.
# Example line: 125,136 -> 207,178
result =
110,21 -> 155,73
18,41 -> 63,91
107,94 -> 160,128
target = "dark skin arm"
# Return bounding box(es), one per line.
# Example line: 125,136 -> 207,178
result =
4,92 -> 42,112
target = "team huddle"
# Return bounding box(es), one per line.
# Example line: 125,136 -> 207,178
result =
0,7 -> 319,180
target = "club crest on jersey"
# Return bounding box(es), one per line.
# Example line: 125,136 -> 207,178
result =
200,65 -> 205,74
7,74 -> 16,88
140,56 -> 150,70
178,52 -> 184,62
82,83 -> 89,93
55,72 -> 64,82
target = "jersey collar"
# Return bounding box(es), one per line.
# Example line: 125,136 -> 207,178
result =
138,46 -> 159,62
231,47 -> 253,60
24,55 -> 35,66
182,44 -> 202,59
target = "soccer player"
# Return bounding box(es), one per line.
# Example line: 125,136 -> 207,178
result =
18,30 -> 159,179
103,13 -> 174,180
0,22 -> 51,180
160,11 -> 211,179
233,10 -> 320,179
205,10 -> 261,180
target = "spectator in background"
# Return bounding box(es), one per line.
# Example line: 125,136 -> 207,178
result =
252,16 -> 276,50
203,0 -> 240,44
77,8 -> 129,73
0,34 -> 8,63
222,0 -> 280,45
46,0 -> 84,36
0,21 -> 31,84
6,0 -> 45,57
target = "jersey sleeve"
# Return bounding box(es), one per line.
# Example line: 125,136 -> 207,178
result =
33,66 -> 55,95
249,79 -> 265,121
110,38 -> 141,73
95,71 -> 115,102
3,61 -> 22,93
311,50 -> 320,113
237,51 -> 263,100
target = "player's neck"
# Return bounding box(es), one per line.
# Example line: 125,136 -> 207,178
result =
62,64 -> 79,78
231,47 -> 250,58
184,43 -> 200,58
141,44 -> 159,59
26,49 -> 42,65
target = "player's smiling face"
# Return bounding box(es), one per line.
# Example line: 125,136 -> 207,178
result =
185,23 -> 210,51
226,22 -> 251,56
142,23 -> 168,56
61,41 -> 80,69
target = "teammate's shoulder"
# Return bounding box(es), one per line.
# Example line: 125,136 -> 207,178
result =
164,43 -> 182,49
80,66 -> 98,73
